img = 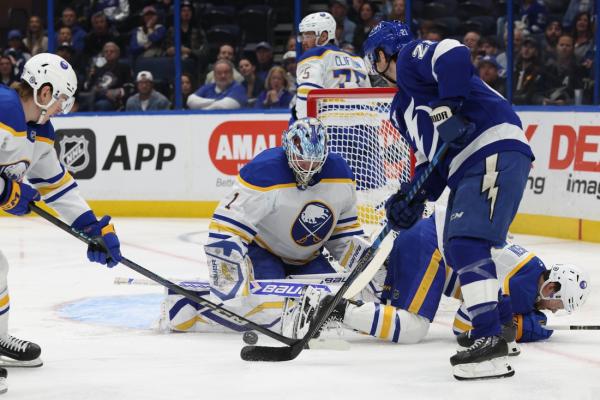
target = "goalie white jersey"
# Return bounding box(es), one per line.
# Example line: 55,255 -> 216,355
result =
295,44 -> 371,119
208,147 -> 364,265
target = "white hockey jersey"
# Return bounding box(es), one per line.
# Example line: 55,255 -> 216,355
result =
208,147 -> 364,265
295,44 -> 371,119
0,85 -> 90,223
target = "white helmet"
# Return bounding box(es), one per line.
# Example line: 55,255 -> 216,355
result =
298,12 -> 336,47
21,53 -> 78,118
540,264 -> 590,314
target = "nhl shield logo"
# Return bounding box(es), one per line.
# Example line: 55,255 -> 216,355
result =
291,201 -> 334,247
59,135 -> 90,173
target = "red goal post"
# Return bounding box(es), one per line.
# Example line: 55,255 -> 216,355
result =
306,87 -> 414,227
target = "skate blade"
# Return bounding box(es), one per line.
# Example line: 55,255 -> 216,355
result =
0,356 -> 43,368
453,356 -> 514,381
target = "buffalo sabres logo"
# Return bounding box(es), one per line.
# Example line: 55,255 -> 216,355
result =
59,135 -> 90,173
0,161 -> 29,181
291,202 -> 334,247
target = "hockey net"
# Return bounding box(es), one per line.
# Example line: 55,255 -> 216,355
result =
307,88 -> 413,228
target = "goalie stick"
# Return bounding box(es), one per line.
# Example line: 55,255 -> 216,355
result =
29,204 -> 297,346
545,325 -> 600,330
240,142 -> 450,362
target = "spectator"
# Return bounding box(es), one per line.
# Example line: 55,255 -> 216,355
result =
572,12 -> 593,63
479,36 -> 500,57
154,0 -> 174,27
205,44 -> 244,84
462,30 -> 481,62
84,12 -> 120,60
187,60 -> 247,110
542,18 -> 562,61
287,35 -> 297,52
255,66 -> 294,109
56,42 -> 84,89
478,55 -> 506,96
424,28 -> 443,42
497,24 -> 526,72
542,34 -> 585,105
513,36 -> 544,105
3,30 -> 31,77
282,51 -> 297,94
563,0 -> 594,30
23,16 -> 48,56
238,56 -> 264,106
341,42 -> 356,53
255,42 -> 275,82
80,42 -> 133,111
386,0 -> 405,20
126,71 -> 171,111
519,0 -> 548,34
0,56 -> 16,86
58,7 -> 87,54
348,0 -> 365,24
353,2 -> 380,55
179,72 -> 195,108
164,1 -> 207,63
57,27 -> 74,49
90,0 -> 130,24
330,0 -> 356,45
130,5 -> 167,58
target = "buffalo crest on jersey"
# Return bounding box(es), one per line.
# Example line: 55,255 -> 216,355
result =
59,135 -> 90,173
291,201 -> 334,247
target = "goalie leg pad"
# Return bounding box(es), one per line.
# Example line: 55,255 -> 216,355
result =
280,285 -> 322,339
205,237 -> 252,301
0,252 -> 9,337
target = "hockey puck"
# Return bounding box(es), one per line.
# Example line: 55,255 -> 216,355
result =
243,331 -> 258,345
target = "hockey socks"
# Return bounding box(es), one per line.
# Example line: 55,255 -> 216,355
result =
343,302 -> 429,344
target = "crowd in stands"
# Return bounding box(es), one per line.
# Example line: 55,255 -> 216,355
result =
0,0 -> 597,112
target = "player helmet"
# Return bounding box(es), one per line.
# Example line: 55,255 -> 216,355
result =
282,118 -> 329,189
21,53 -> 78,116
363,20 -> 412,75
540,264 -> 590,314
298,12 -> 336,47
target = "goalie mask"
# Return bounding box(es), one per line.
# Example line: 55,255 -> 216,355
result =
282,118 -> 328,189
540,263 -> 590,314
363,20 -> 412,77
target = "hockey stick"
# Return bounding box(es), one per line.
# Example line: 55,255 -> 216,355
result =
545,325 -> 600,330
241,142 -> 450,361
29,203 -> 297,346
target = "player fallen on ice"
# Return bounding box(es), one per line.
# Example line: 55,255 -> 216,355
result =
0,54 -> 123,393
289,201 -> 590,356
362,21 -> 535,380
162,117 -> 371,334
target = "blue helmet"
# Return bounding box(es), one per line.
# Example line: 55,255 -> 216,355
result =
282,117 -> 328,189
363,20 -> 412,75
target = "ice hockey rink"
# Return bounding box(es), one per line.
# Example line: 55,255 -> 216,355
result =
1,215 -> 598,400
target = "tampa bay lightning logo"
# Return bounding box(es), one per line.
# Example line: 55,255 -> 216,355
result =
580,281 -> 587,289
291,202 -> 334,247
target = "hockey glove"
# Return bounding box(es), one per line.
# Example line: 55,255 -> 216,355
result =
429,100 -> 475,148
514,311 -> 553,342
72,211 -> 122,268
0,179 -> 40,216
385,183 -> 427,231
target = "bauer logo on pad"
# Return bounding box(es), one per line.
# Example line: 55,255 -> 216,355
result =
54,129 -> 97,179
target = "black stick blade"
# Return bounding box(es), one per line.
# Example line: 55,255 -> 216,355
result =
240,344 -> 302,362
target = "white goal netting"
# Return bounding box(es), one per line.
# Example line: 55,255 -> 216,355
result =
308,89 -> 413,228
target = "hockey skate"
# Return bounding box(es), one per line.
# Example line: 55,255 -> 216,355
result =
0,335 -> 42,368
450,335 -> 514,381
0,368 -> 6,394
456,321 -> 520,356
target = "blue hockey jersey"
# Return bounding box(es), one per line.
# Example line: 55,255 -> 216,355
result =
390,39 -> 534,191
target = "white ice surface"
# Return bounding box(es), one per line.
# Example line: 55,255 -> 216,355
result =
1,216 -> 599,400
